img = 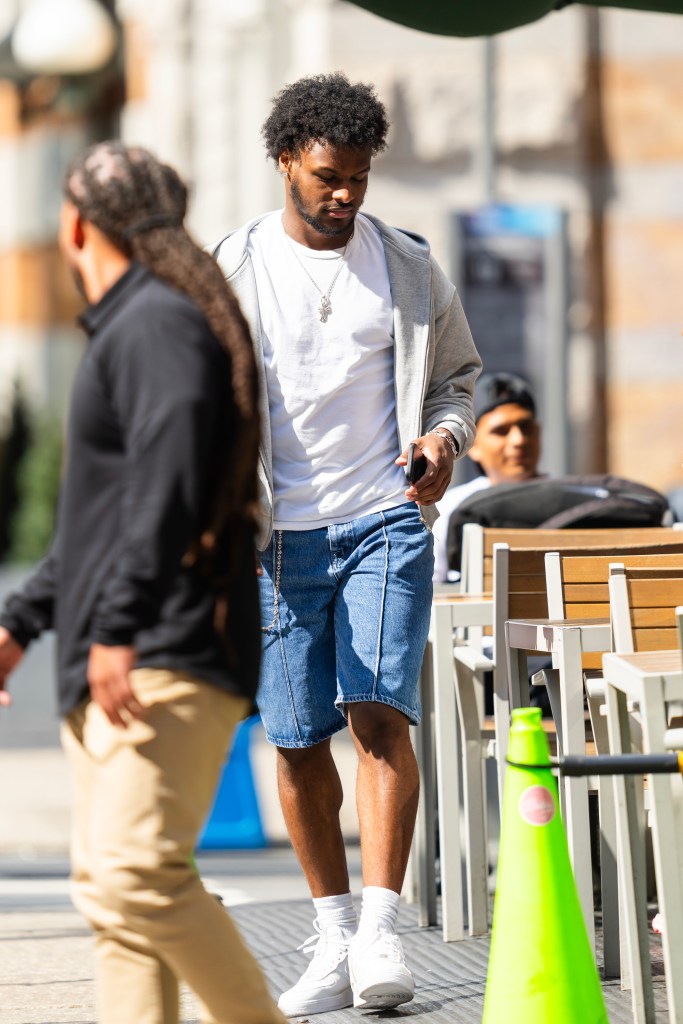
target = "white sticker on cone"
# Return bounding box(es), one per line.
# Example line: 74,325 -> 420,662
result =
519,785 -> 555,826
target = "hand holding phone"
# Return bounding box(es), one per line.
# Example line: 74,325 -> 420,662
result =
405,442 -> 428,485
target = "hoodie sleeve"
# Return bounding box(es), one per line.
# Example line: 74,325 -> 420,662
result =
0,536 -> 60,648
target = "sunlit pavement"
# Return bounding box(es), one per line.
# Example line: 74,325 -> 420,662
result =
0,845 -> 669,1024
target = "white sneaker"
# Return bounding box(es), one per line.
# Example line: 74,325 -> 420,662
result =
278,921 -> 353,1017
348,930 -> 415,1010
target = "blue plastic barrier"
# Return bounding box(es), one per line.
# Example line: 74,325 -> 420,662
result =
197,714 -> 267,850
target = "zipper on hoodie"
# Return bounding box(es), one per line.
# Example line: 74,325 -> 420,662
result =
415,286 -> 434,530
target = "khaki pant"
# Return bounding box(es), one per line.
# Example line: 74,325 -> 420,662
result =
62,668 -> 285,1024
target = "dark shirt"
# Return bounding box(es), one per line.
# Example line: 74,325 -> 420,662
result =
0,263 -> 260,714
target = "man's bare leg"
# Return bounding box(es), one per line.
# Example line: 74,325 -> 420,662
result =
276,706 -> 419,895
345,702 -> 418,1010
277,738 -> 349,896
276,706 -> 418,1014
347,702 -> 419,891
276,739 -> 357,1018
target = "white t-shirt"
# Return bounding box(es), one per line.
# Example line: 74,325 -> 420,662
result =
432,476 -> 491,582
248,212 -> 408,530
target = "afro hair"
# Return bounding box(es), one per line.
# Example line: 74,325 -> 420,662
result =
262,73 -> 389,164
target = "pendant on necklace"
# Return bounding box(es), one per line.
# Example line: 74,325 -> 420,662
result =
319,295 -> 332,323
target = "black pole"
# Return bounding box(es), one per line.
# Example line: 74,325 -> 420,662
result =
559,753 -> 681,776
508,753 -> 683,776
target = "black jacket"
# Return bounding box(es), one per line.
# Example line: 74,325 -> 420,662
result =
0,263 -> 260,714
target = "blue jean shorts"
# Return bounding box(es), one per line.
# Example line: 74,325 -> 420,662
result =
257,502 -> 434,748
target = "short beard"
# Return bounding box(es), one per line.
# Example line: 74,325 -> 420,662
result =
290,176 -> 357,238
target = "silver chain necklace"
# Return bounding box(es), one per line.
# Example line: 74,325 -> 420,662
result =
283,230 -> 352,323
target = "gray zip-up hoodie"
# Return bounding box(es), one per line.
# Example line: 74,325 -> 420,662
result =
212,212 -> 482,549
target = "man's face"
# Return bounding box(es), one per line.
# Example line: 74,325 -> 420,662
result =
468,403 -> 541,485
280,141 -> 372,240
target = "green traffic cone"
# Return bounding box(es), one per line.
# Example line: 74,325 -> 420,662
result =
482,707 -> 609,1024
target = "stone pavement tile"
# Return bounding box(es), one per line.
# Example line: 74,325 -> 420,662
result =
0,911 -> 95,1024
0,908 -> 202,1024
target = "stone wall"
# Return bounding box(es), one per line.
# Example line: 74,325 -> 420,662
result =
0,51 -> 86,423
1,0 -> 679,494
600,10 -> 683,493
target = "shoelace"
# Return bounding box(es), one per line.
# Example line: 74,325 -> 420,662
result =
354,931 -> 403,962
298,920 -> 350,969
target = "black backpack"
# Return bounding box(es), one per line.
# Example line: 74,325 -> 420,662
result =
446,474 -> 671,572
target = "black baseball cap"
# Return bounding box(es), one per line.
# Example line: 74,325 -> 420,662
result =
474,372 -> 537,423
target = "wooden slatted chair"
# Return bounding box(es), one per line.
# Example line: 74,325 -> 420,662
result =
504,538 -> 683,955
423,524 -> 683,943
432,524 -> 630,937
603,569 -> 683,1024
540,549 -> 683,977
544,549 -> 683,745
462,524 -> 683,596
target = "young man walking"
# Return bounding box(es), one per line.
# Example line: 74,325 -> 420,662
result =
213,73 -> 481,1016
0,142 -> 284,1024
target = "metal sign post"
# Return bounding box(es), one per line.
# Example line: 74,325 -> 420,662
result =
450,204 -> 570,478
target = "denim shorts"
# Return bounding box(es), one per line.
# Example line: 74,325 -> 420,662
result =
257,502 -> 434,748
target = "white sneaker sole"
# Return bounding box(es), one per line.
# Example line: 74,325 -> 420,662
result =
278,988 -> 354,1017
353,981 -> 415,1010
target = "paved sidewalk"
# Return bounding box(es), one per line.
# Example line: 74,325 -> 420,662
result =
0,848 -> 669,1024
0,849 -> 360,1024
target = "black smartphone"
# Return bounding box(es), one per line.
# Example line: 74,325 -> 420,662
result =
405,442 -> 428,484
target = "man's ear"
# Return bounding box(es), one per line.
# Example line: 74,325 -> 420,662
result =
62,200 -> 86,250
72,214 -> 86,250
278,151 -> 293,180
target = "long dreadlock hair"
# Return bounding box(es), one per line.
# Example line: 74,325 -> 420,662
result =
63,140 -> 260,579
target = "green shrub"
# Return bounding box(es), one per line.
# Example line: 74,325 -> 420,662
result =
0,383 -> 32,562
7,414 -> 63,564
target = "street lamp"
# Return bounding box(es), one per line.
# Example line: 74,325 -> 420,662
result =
12,0 -> 117,76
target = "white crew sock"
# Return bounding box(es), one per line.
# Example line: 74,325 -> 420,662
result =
313,892 -> 358,940
355,885 -> 400,940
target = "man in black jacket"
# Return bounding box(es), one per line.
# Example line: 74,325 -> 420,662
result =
0,143 -> 284,1024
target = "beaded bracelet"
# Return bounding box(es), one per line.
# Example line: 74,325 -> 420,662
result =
428,429 -> 459,459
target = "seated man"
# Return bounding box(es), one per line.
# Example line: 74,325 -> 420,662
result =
433,372 -> 541,582
434,371 -> 553,714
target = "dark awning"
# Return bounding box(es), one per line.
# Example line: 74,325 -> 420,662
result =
345,0 -> 682,38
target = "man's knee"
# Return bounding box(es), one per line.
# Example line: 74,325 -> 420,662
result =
277,738 -> 333,772
347,702 -> 411,755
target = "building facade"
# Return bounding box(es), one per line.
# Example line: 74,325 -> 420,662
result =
0,0 -> 681,493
